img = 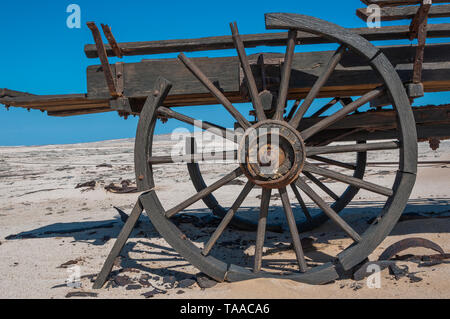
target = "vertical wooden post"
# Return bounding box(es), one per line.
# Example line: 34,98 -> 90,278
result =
410,1 -> 432,84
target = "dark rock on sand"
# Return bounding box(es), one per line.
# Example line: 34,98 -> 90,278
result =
196,273 -> 218,289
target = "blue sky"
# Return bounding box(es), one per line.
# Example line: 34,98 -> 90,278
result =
1,0 -> 449,146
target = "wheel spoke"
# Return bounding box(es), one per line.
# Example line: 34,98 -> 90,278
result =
279,187 -> 308,272
178,53 -> 250,129
290,183 -> 312,221
303,171 -> 340,201
149,151 -> 237,165
303,162 -> 393,197
254,188 -> 272,273
311,97 -> 354,119
300,87 -> 385,140
307,141 -> 399,156
157,106 -> 240,143
285,99 -> 301,122
274,30 -> 297,121
165,167 -> 243,218
310,98 -> 340,118
230,22 -> 266,122
296,178 -> 362,242
290,45 -> 347,128
202,181 -> 254,256
309,155 -> 357,170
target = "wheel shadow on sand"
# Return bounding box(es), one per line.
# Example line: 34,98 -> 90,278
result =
4,197 -> 449,278
4,197 -> 448,244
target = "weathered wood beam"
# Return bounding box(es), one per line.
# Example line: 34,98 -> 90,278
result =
15,102 -> 109,113
47,107 -> 111,117
357,4 -> 450,21
0,89 -> 35,98
305,105 -> 450,129
0,94 -> 96,107
303,105 -> 450,144
84,23 -> 450,58
307,123 -> 450,143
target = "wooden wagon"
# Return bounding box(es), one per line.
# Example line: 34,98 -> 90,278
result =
1,0 -> 449,287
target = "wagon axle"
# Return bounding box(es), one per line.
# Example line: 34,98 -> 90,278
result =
239,120 -> 306,189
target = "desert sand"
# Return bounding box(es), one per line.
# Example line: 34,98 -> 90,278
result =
0,136 -> 449,299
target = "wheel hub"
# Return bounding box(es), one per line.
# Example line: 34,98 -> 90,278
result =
239,120 -> 306,189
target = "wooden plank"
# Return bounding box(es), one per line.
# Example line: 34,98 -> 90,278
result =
84,23 -> 450,58
0,89 -> 35,98
303,105 -> 450,144
318,123 -> 450,142
0,94 -> 88,105
300,105 -> 450,131
86,43 -> 450,103
10,102 -> 111,113
87,55 -> 239,101
0,92 -> 110,116
42,103 -> 110,112
357,4 -> 450,21
4,99 -> 108,109
361,0 -> 449,7
47,107 -> 111,117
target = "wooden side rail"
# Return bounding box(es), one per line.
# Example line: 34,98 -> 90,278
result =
0,93 -> 111,117
84,23 -> 450,58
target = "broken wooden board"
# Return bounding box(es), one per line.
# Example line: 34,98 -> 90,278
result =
0,93 -> 111,117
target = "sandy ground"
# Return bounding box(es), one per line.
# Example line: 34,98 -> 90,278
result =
0,137 -> 449,299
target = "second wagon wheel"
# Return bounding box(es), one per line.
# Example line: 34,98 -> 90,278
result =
135,13 -> 417,283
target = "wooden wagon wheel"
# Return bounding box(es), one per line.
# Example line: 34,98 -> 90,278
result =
134,13 -> 417,284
